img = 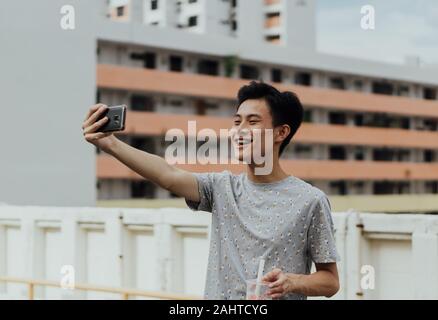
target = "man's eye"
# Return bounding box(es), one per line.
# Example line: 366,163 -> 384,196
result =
249,121 -> 259,125
234,121 -> 241,125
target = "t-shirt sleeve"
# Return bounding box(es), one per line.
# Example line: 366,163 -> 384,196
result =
307,194 -> 340,264
185,172 -> 216,213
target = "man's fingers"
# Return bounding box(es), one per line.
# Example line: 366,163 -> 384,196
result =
83,117 -> 108,135
268,278 -> 285,289
83,104 -> 107,129
267,286 -> 284,295
262,272 -> 278,282
83,104 -> 104,122
262,268 -> 282,282
85,132 -> 111,141
82,104 -> 108,129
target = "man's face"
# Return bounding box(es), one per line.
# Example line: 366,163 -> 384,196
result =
231,99 -> 275,162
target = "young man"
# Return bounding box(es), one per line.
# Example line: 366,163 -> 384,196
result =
82,81 -> 340,300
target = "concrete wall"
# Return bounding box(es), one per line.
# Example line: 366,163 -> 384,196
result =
0,0 -> 97,207
237,0 -> 265,43
283,0 -> 316,50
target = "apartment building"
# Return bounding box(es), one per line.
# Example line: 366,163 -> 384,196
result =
98,0 -> 438,200
109,0 -> 315,47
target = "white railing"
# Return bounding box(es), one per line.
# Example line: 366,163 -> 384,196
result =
0,205 -> 437,300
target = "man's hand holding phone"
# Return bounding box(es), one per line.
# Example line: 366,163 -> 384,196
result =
82,104 -> 123,154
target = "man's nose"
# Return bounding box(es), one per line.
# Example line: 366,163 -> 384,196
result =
237,127 -> 251,137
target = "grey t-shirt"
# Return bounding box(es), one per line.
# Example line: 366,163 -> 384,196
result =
185,170 -> 340,300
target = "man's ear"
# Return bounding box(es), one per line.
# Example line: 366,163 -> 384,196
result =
275,125 -> 291,143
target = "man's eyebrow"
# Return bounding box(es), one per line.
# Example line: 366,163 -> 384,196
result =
246,114 -> 262,119
233,113 -> 262,119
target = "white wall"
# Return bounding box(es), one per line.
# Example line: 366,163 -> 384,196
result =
0,205 -> 437,300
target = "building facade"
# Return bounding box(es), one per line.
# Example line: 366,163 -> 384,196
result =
98,0 -> 438,200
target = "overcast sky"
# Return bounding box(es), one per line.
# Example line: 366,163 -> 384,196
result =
317,0 -> 438,65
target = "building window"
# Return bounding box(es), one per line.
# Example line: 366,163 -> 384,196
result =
169,99 -> 183,107
372,81 -> 394,95
293,145 -> 313,159
303,110 -> 312,123
368,114 -> 390,128
424,119 -> 438,131
295,145 -> 312,153
329,77 -> 346,90
231,0 -> 238,8
424,88 -> 437,100
240,64 -> 259,80
198,59 -> 219,76
397,85 -> 410,97
116,6 -> 125,17
151,0 -> 158,10
353,181 -> 365,191
266,35 -> 281,42
373,181 -> 394,195
355,147 -> 365,160
330,181 -> 347,195
329,112 -> 347,125
425,150 -> 435,162
189,0 -> 198,3
188,16 -> 198,27
373,181 -> 409,195
265,12 -> 280,27
194,100 -> 207,116
354,114 -> 364,126
425,181 -> 438,194
131,137 -> 156,153
353,80 -> 363,91
401,117 -> 410,129
169,55 -> 183,72
329,146 -> 346,160
397,149 -> 411,162
131,95 -> 155,111
373,148 -> 394,161
130,52 -> 156,69
397,182 -> 410,194
231,20 -> 238,31
295,72 -> 312,86
131,181 -> 155,199
271,69 -> 282,83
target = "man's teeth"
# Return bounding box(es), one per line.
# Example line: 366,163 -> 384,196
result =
236,138 -> 252,145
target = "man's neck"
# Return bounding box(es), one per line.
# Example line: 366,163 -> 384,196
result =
245,160 -> 289,184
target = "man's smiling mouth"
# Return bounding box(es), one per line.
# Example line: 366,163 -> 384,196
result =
234,137 -> 253,147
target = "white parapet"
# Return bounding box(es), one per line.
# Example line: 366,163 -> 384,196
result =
0,205 -> 437,300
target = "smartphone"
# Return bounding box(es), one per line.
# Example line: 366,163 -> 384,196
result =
97,105 -> 127,133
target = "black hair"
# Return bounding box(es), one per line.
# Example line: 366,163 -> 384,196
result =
237,81 -> 304,156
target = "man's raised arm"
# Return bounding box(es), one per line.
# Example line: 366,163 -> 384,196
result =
82,104 -> 200,202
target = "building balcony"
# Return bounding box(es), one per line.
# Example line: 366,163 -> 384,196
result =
97,64 -> 438,119
97,155 -> 438,181
114,111 -> 438,149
